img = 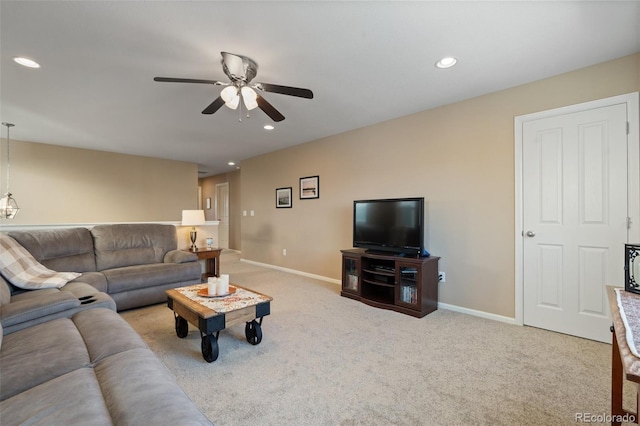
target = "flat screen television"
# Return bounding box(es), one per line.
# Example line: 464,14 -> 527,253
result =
353,197 -> 425,256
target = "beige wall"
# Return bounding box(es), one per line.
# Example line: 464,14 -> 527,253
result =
200,170 -> 242,250
0,141 -> 198,226
241,53 -> 640,318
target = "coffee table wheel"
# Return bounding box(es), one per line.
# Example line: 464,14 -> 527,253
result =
201,334 -> 219,363
175,315 -> 189,338
245,320 -> 263,345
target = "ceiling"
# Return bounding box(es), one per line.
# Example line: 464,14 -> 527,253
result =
1,1 -> 639,176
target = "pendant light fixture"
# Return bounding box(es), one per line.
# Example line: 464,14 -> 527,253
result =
0,122 -> 19,219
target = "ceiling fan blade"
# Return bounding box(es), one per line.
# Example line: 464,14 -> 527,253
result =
255,82 -> 314,99
202,96 -> 225,115
154,77 -> 224,85
256,95 -> 285,122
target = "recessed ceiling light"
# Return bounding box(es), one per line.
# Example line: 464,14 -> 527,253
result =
264,125 -> 274,130
228,162 -> 236,166
435,57 -> 457,69
13,57 -> 40,68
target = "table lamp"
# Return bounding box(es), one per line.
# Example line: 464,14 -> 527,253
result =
181,210 -> 205,251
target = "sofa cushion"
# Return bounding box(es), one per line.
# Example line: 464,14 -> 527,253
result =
0,318 -> 91,401
95,348 -> 212,425
91,224 -> 178,271
102,262 -> 201,293
0,368 -> 113,425
8,228 -> 97,273
72,308 -> 148,363
0,234 -> 81,289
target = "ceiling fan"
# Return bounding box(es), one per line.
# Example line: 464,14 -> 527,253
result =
154,52 -> 313,122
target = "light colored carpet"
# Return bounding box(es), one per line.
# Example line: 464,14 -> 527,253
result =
121,251 -> 634,425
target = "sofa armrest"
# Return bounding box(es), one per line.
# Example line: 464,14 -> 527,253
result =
164,250 -> 197,264
61,281 -> 106,299
0,289 -> 79,328
68,272 -> 108,293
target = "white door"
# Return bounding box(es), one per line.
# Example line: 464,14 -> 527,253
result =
216,183 -> 229,249
521,101 -> 632,343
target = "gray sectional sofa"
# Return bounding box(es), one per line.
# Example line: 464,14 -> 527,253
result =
0,307 -> 212,425
0,223 -> 213,425
8,223 -> 202,311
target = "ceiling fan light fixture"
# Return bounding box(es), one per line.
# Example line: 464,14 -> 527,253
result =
241,87 -> 258,110
154,51 -> 313,122
221,85 -> 240,109
226,96 -> 240,110
264,124 -> 274,130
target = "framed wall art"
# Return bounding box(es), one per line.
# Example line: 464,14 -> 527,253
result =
276,187 -> 293,208
300,175 -> 319,199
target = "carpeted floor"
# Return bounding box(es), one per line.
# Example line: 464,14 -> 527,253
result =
121,251 -> 634,425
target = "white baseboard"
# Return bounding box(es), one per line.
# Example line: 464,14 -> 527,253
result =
437,302 -> 518,325
240,258 -> 519,326
240,259 -> 342,285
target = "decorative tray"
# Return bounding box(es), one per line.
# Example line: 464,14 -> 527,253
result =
197,286 -> 236,298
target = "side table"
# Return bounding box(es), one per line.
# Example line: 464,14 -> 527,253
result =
185,248 -> 222,281
608,286 -> 640,424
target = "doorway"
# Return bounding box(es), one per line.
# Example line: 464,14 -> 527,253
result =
216,182 -> 230,249
515,93 -> 639,343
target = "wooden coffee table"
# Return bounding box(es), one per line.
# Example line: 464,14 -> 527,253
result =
166,283 -> 272,363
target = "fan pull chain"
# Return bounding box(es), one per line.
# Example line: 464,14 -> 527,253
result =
237,92 -> 251,122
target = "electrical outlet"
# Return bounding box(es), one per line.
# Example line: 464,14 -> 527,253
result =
438,272 -> 445,282
282,249 -> 287,256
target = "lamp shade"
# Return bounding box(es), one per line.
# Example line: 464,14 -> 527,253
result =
181,210 -> 205,226
241,86 -> 258,110
221,86 -> 240,110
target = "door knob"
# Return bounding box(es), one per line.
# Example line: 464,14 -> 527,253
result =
526,230 -> 536,237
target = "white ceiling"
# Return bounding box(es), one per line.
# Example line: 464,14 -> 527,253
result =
1,1 -> 639,176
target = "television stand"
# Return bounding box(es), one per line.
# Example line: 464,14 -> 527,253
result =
340,248 -> 439,318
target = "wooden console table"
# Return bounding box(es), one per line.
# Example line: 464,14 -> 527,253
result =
185,248 -> 222,281
607,286 -> 640,424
